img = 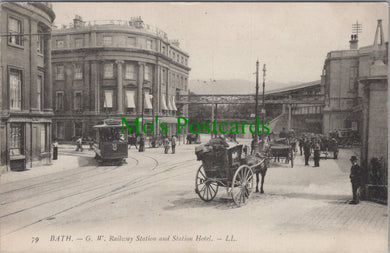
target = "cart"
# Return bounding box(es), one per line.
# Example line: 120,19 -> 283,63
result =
268,144 -> 294,168
195,144 -> 266,206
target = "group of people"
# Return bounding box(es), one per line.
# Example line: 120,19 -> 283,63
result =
299,135 -> 321,167
163,135 -> 177,154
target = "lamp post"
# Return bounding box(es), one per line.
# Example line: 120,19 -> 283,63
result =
255,60 -> 259,119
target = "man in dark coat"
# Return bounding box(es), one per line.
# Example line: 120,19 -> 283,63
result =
349,156 -> 362,204
303,138 -> 311,166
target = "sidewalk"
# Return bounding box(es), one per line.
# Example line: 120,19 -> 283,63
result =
0,145 -> 82,183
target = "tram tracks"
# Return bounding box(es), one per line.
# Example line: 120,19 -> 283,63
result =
1,155 -> 199,236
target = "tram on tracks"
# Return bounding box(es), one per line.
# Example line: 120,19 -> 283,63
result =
93,119 -> 128,165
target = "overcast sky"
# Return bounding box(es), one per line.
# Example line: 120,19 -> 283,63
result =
52,2 -> 388,85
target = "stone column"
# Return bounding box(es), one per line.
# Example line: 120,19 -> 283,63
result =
137,63 -> 144,115
44,32 -> 53,112
116,60 -> 124,114
90,61 -> 99,113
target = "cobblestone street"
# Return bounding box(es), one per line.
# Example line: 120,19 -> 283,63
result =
0,137 -> 387,253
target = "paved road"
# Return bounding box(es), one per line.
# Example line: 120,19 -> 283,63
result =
0,141 -> 387,253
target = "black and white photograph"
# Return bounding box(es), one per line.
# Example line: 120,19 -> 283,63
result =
0,2 -> 388,252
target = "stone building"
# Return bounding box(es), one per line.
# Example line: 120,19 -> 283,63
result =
321,21 -> 388,136
51,16 -> 190,142
322,20 -> 388,201
0,2 -> 55,171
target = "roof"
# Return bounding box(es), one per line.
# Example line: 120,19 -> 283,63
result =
265,80 -> 321,95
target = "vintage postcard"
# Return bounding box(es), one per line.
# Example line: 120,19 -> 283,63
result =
0,2 -> 388,252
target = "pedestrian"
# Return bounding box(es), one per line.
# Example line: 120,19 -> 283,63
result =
75,136 -> 83,152
89,138 -> 94,151
299,136 -> 304,156
313,140 -> 321,167
303,138 -> 311,166
349,156 -> 362,204
171,135 -> 177,154
251,135 -> 258,155
163,136 -> 170,154
52,138 -> 58,160
138,135 -> 145,152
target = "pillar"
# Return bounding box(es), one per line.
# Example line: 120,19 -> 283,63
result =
137,63 -> 144,115
43,32 -> 53,112
116,60 -> 124,114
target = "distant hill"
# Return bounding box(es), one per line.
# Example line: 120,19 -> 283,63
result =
188,79 -> 301,95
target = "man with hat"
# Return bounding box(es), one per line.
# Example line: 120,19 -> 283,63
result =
349,156 -> 362,204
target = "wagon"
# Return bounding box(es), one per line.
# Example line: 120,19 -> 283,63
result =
195,144 -> 266,206
268,144 -> 294,168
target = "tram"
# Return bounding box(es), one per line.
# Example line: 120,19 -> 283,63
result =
93,119 -> 128,165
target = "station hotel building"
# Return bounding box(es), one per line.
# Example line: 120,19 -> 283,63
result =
0,2 -> 55,171
51,16 -> 190,142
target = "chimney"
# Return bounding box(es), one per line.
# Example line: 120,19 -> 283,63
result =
73,15 -> 84,29
349,34 -> 358,49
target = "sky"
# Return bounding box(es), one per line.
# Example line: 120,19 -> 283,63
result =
52,2 -> 388,85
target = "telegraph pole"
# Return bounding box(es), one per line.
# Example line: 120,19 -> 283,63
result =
262,64 -> 266,120
255,60 -> 259,119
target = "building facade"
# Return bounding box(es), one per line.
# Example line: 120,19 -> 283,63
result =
51,16 -> 190,142
322,20 -> 388,201
321,22 -> 388,136
0,2 -> 55,171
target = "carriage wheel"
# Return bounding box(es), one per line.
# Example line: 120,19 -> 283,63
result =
195,165 -> 218,202
231,165 -> 254,206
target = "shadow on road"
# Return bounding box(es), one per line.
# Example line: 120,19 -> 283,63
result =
164,197 -> 240,211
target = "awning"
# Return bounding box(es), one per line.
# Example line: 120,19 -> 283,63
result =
167,95 -> 174,111
126,90 -> 135,108
161,94 -> 168,110
144,91 -> 153,109
171,96 -> 177,111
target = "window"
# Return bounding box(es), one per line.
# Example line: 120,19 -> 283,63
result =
57,122 -> 65,139
125,64 -> 135,79
161,69 -> 166,84
74,122 -> 83,137
349,66 -> 358,90
37,75 -> 43,110
10,123 -> 24,156
127,37 -> 136,47
162,45 -> 166,55
56,92 -> 64,111
74,64 -> 83,80
103,36 -> 112,46
40,124 -> 47,153
37,28 -> 44,54
75,38 -> 83,48
144,65 -> 150,81
185,58 -> 188,66
104,63 -> 114,78
74,91 -> 82,110
181,56 -> 184,64
56,40 -> 64,48
9,69 -> 22,110
146,40 -> 152,50
8,17 -> 22,46
56,65 -> 65,80
125,90 -> 135,109
104,90 -> 113,108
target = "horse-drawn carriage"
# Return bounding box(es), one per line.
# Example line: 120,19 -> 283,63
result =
195,143 -> 268,206
267,138 -> 295,168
